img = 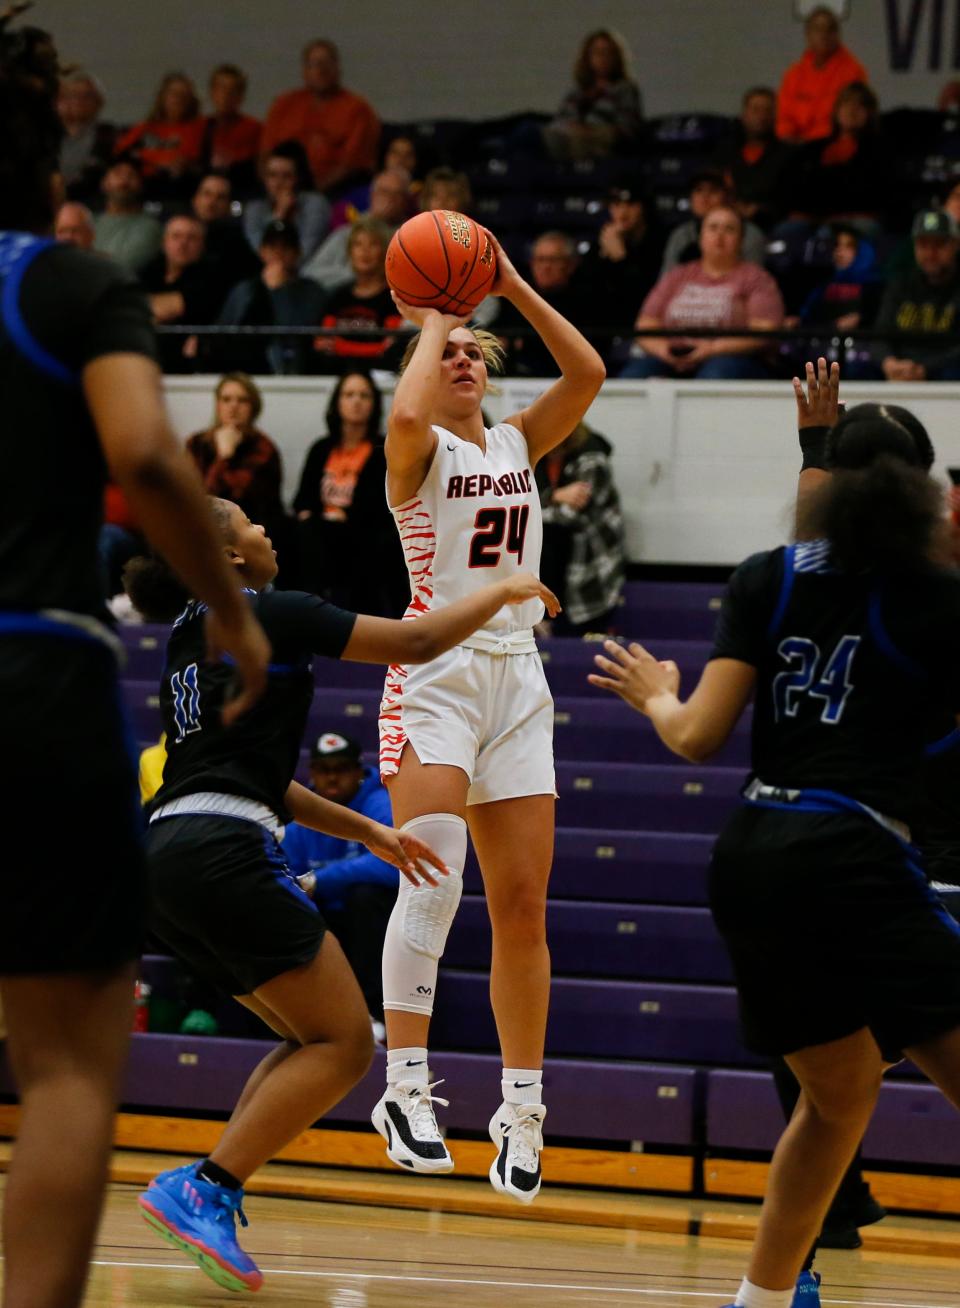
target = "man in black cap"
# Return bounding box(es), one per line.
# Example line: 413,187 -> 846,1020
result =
579,185 -> 664,337
282,731 -> 396,1036
216,218 -> 326,372
660,168 -> 767,273
859,209 -> 960,381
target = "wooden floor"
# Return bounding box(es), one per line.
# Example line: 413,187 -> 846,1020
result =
11,1166 -> 960,1307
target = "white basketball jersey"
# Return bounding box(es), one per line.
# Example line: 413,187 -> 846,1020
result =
391,422 -> 544,640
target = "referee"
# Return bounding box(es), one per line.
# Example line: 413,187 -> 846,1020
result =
0,14 -> 268,1308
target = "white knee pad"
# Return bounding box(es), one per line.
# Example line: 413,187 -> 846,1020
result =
382,813 -> 467,1017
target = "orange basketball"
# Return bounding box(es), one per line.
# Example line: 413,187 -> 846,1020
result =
386,210 -> 497,315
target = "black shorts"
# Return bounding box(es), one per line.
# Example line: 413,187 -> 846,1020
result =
709,804 -> 960,1058
146,813 -> 327,995
0,638 -> 145,974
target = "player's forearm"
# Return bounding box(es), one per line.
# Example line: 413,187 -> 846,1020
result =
645,693 -> 718,763
405,580 -> 513,660
390,314 -> 448,429
285,781 -> 375,842
503,281 -> 605,385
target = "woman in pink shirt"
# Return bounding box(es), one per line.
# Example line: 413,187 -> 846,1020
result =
621,205 -> 783,380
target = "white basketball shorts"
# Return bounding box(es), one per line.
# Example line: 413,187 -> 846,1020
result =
378,646 -> 555,805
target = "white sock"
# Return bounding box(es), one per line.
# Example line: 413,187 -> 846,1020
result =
387,1046 -> 429,1087
502,1067 -> 543,1106
734,1278 -> 795,1308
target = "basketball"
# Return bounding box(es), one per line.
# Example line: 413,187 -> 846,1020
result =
386,210 -> 497,315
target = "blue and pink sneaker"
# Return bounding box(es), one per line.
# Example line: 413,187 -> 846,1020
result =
719,1270 -> 822,1308
138,1161 -> 263,1293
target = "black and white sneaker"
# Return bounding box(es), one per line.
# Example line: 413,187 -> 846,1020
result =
371,1080 -> 454,1174
488,1102 -> 545,1204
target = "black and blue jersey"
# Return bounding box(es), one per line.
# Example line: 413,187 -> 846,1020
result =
151,589 -> 357,820
711,539 -> 960,822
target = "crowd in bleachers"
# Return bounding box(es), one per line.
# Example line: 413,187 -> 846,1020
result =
52,10 -> 960,383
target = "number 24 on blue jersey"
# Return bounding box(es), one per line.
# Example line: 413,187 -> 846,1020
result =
773,635 -> 860,725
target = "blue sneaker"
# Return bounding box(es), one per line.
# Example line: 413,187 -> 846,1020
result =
793,1271 -> 822,1307
138,1161 -> 263,1293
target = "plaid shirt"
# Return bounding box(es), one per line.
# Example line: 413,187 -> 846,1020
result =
186,428 -> 283,523
537,430 -> 625,627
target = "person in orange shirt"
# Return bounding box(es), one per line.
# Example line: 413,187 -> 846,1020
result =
261,39 -> 380,194
114,72 -> 205,198
202,63 -> 261,193
776,6 -> 867,143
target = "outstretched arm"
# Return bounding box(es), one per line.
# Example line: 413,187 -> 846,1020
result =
589,640 -> 756,762
794,357 -> 840,504
493,236 -> 606,463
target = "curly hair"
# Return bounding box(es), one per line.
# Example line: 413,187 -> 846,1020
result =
798,407 -> 942,573
0,3 -> 62,231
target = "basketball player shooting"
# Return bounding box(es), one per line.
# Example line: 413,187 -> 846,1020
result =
372,226 -> 605,1203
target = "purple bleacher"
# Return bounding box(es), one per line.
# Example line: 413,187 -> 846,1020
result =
539,638 -> 712,697
430,972 -> 757,1066
446,898 -> 731,982
464,828 -> 712,904
556,761 -> 742,833
706,1069 -> 960,1168
0,1037 -> 697,1147
617,580 -> 725,642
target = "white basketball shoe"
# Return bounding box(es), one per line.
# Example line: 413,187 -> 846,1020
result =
371,1080 -> 454,1174
488,1102 -> 545,1203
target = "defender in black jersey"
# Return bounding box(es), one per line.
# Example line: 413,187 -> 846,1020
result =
127,497 -> 558,1292
0,16 -> 270,1308
590,413 -> 960,1308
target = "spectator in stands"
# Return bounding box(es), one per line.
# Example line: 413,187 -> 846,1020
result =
202,63 -> 261,194
543,29 -> 643,161
114,72 -> 205,199
54,202 -> 95,250
661,171 -> 767,273
313,219 -> 403,372
57,70 -> 115,203
261,39 -> 380,194
191,172 -> 261,288
185,374 -> 287,557
789,82 -> 886,227
419,166 -> 472,214
496,231 -> 591,376
140,214 -> 224,373
243,139 -> 331,266
622,204 -> 784,380
794,224 -> 883,330
536,421 -> 625,636
851,210 -> 960,381
302,167 -> 410,291
284,732 -> 398,1030
294,371 -> 406,614
93,160 -> 162,274
328,134 -> 421,233
579,186 -> 664,340
714,87 -> 792,229
218,220 -> 327,375
777,6 -> 868,143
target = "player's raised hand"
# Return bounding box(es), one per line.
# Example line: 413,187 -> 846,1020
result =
390,292 -> 468,333
483,229 -> 524,299
793,357 -> 841,430
588,639 -> 680,713
500,573 -> 561,617
363,822 -> 451,888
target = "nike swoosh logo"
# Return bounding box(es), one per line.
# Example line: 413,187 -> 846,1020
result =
405,1059 -> 426,1067
513,1081 -> 537,1088
446,444 -> 457,451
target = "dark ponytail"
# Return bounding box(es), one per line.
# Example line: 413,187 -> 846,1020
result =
0,4 -> 63,231
122,496 -> 237,621
798,406 -> 943,573
122,555 -> 189,623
